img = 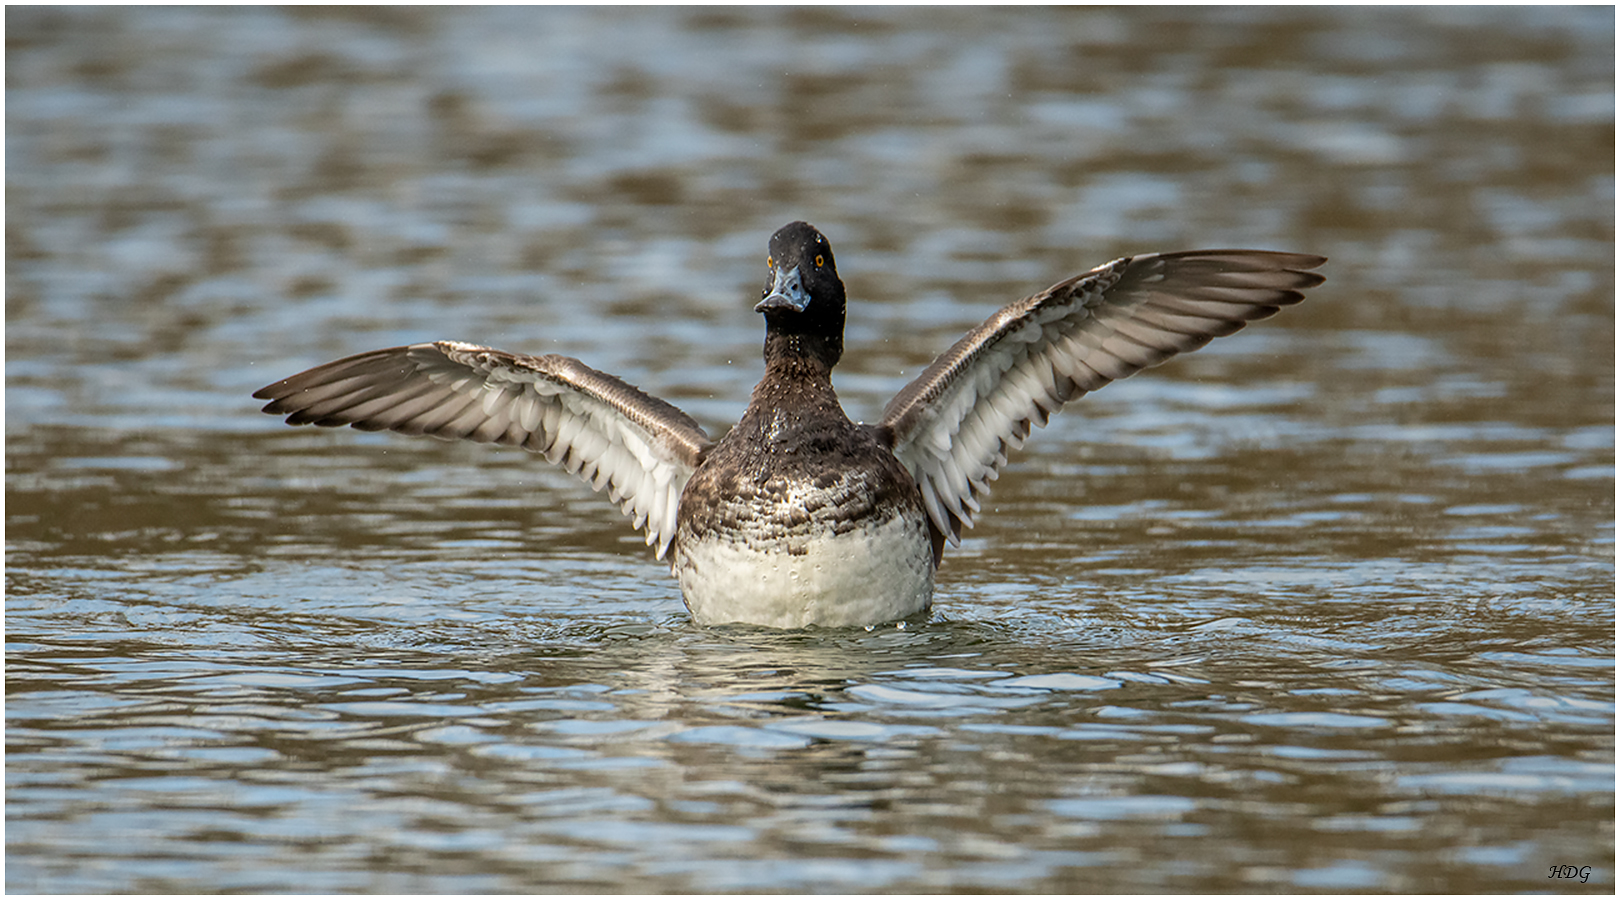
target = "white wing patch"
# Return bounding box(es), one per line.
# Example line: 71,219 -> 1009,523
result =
256,341 -> 712,559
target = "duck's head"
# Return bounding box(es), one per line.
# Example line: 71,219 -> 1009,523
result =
756,221 -> 846,367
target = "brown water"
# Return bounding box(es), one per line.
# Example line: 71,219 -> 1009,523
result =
6,6 -> 1613,893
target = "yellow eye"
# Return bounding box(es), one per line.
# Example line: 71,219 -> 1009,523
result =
815,254 -> 825,268
766,256 -> 774,269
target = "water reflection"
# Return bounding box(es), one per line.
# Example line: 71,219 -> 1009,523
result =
11,594 -> 1610,892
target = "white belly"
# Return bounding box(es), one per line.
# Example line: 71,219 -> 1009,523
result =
672,514 -> 934,628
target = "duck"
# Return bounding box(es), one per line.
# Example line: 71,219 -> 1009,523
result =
255,221 -> 1324,628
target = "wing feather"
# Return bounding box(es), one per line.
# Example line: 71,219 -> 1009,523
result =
254,340 -> 712,558
880,249 -> 1325,547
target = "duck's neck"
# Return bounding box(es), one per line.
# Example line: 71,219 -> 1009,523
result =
761,330 -> 841,379
745,330 -> 846,426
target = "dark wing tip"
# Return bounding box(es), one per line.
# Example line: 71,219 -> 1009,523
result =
253,375 -> 308,406
250,346 -> 428,425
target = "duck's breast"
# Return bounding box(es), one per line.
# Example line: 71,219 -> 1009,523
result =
672,438 -> 933,628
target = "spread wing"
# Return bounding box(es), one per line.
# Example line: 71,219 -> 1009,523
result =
879,249 -> 1326,547
253,340 -> 713,558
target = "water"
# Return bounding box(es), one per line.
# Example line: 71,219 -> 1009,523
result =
6,6 -> 1613,892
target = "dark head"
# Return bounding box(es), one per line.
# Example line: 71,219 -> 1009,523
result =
755,221 -> 846,368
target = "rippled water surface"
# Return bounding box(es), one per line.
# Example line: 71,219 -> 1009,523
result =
7,6 -> 1614,893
